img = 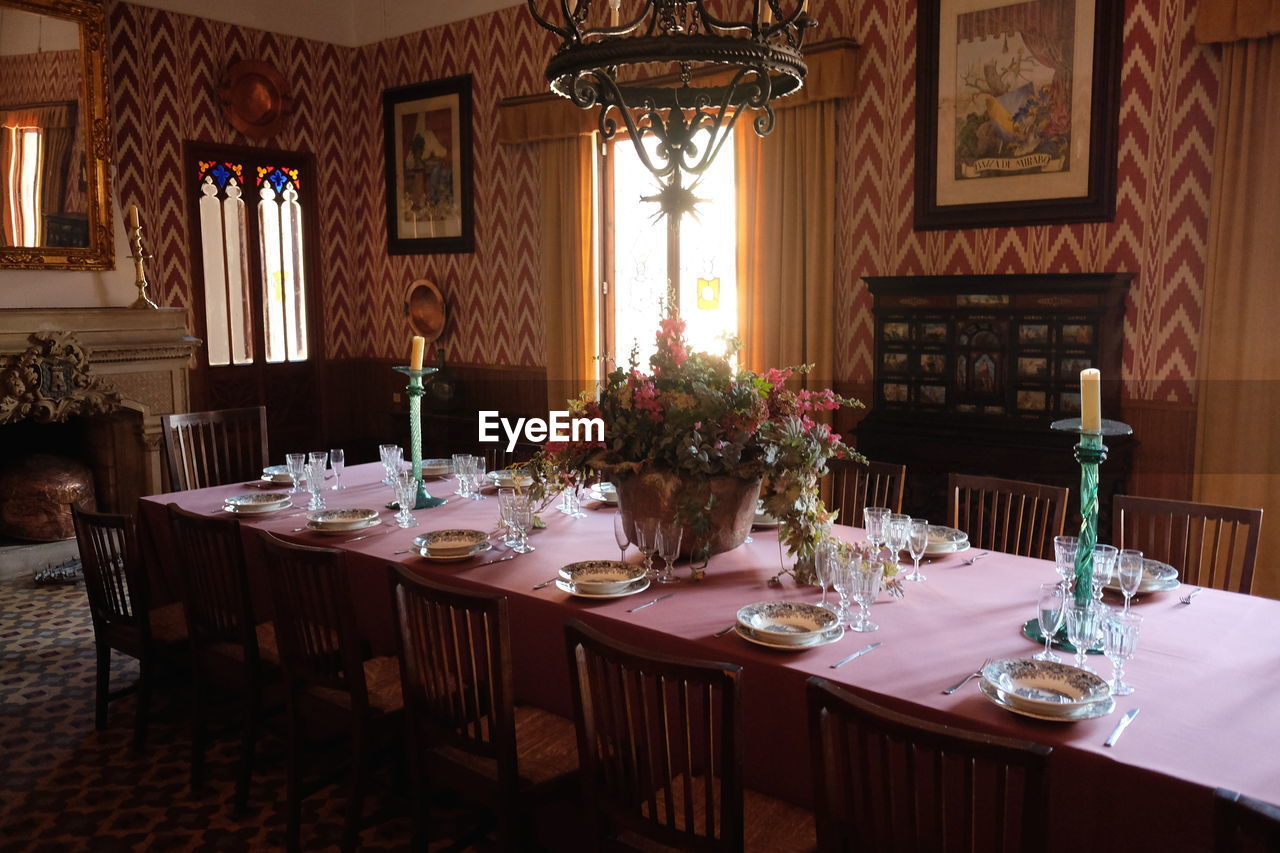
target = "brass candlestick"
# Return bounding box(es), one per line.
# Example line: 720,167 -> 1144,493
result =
127,218 -> 159,310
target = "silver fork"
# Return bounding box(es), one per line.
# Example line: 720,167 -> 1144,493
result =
1179,587 -> 1204,605
941,658 -> 991,694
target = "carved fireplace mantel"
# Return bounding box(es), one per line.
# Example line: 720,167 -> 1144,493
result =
0,307 -> 200,508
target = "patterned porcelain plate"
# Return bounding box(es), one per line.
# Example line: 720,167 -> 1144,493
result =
558,560 -> 646,594
261,465 -> 294,484
487,470 -> 534,488
736,601 -> 840,645
979,678 -> 1115,723
1103,559 -> 1180,594
753,511 -> 781,527
306,508 -> 380,531
224,493 -> 292,513
587,483 -> 618,504
422,459 -> 452,477
556,576 -> 650,599
414,529 -> 490,555
980,658 -> 1111,713
415,541 -> 492,561
925,525 -> 969,554
306,517 -> 381,535
734,622 -> 844,651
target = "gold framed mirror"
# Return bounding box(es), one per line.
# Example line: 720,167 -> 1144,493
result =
0,0 -> 113,270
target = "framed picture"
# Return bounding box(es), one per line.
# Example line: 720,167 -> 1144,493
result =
383,75 -> 474,254
914,0 -> 1122,230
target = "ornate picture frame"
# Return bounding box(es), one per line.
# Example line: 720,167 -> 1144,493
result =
914,0 -> 1122,230
382,75 -> 474,254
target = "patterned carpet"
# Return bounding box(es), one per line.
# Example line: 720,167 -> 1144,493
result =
0,579 -> 500,851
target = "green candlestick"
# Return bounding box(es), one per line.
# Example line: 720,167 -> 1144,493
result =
393,366 -> 446,509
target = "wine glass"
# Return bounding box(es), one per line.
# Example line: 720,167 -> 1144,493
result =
285,453 -> 306,495
904,518 -> 929,582
863,507 -> 890,559
308,451 -> 328,487
1035,582 -> 1066,662
886,513 -> 910,571
814,537 -> 836,611
392,468 -> 418,527
1053,535 -> 1078,590
1118,549 -> 1143,612
613,513 -> 631,561
849,561 -> 885,633
634,517 -> 659,579
452,453 -> 473,499
1091,545 -> 1119,600
1102,610 -> 1142,695
507,496 -> 534,553
304,463 -> 326,511
496,487 -> 518,547
1065,600 -> 1105,673
655,521 -> 683,584
828,545 -> 854,626
467,455 -> 488,501
329,448 -> 345,490
379,444 -> 401,485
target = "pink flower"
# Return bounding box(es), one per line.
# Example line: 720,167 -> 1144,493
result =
763,367 -> 792,389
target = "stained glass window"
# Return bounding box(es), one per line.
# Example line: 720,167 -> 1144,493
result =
256,166 -> 308,363
196,160 -> 251,366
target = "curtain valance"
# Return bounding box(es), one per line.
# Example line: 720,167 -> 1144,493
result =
1195,0 -> 1280,43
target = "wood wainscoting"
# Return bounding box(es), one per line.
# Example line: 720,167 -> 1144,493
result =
1117,397 -> 1196,502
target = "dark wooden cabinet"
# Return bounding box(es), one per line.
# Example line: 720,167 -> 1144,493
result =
854,273 -> 1134,537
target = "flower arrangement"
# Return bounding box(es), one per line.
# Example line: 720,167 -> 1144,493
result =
539,312 -> 864,575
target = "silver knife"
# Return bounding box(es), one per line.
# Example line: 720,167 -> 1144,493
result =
1104,708 -> 1140,747
830,642 -> 882,669
628,592 -> 675,613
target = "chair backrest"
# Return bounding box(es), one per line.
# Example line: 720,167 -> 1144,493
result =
947,473 -> 1069,560
479,441 -> 540,474
829,459 -> 907,525
72,504 -> 147,634
1215,788 -> 1280,852
257,532 -> 368,704
389,565 -> 516,778
806,677 -> 1051,853
1115,495 -> 1262,594
161,406 -> 269,491
565,619 -> 744,852
166,504 -> 259,658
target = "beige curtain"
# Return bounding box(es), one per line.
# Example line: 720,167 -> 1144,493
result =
539,135 -> 598,411
1195,0 -> 1280,42
1193,35 -> 1280,598
734,100 -> 837,389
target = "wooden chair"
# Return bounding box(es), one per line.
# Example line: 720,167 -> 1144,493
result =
807,677 -> 1051,853
72,505 -> 186,750
565,619 -> 815,853
478,441 -> 540,474
161,405 -> 269,491
1215,788 -> 1280,852
166,504 -> 278,810
947,473 -> 1069,560
829,459 -> 906,525
1114,495 -> 1263,594
258,534 -> 404,853
390,566 -> 576,851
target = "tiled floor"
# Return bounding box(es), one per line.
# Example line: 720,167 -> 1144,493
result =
0,579 -> 497,851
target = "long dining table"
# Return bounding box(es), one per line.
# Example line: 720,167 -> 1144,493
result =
139,462 -> 1280,852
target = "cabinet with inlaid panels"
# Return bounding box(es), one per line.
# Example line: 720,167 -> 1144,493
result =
855,273 -> 1133,536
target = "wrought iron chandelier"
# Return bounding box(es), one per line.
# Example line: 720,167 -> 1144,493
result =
527,1 -> 815,188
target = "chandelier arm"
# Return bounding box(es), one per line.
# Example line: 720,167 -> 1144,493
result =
692,0 -> 759,33
526,0 -> 571,38
561,0 -> 586,40
592,72 -> 674,179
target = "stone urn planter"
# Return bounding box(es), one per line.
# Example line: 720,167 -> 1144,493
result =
612,468 -> 761,558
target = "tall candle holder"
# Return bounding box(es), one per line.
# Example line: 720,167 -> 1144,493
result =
393,366 -> 447,509
1050,417 -> 1133,605
126,218 -> 159,310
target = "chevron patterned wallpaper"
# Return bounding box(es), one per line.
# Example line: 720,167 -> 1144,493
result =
104,0 -> 1218,402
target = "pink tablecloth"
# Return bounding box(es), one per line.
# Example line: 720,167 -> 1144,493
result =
140,463 -> 1280,851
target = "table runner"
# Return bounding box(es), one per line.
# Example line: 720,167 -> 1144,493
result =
139,462 -> 1280,850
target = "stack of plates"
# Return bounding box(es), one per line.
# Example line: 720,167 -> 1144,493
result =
261,465 -> 294,484
1104,558 -> 1180,595
556,560 -> 648,597
978,658 -> 1114,722
734,601 -> 843,651
305,508 -> 381,535
422,459 -> 452,477
925,525 -> 969,555
487,470 -> 534,488
224,493 -> 292,514
753,501 -> 781,527
413,529 -> 491,560
587,482 -> 618,504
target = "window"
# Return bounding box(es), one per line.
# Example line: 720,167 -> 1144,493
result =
3,125 -> 43,247
192,153 -> 311,367
604,129 -> 738,367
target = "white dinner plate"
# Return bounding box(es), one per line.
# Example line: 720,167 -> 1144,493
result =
559,560 -> 647,594
979,678 -> 1115,722
1103,558 -> 1180,595
980,658 -> 1111,712
924,525 -> 969,554
586,488 -> 618,505
555,576 -> 651,599
223,501 -> 292,515
306,517 -> 382,535
734,622 -> 844,651
736,601 -> 839,645
415,541 -> 493,561
414,528 -> 489,555
752,512 -> 781,528
261,465 -> 294,484
224,493 -> 292,513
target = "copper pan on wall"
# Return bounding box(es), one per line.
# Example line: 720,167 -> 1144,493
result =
404,279 -> 446,342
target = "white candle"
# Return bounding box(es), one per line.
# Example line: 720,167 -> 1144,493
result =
410,335 -> 425,371
1080,368 -> 1101,431
126,203 -> 140,230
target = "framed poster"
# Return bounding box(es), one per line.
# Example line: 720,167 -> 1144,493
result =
914,0 -> 1122,230
383,75 -> 474,254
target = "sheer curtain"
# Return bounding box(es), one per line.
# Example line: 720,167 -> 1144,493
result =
1193,3 -> 1280,597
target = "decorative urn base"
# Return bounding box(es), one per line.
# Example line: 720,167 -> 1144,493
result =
613,469 -> 761,557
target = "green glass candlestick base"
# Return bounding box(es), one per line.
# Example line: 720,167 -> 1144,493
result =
393,366 -> 447,509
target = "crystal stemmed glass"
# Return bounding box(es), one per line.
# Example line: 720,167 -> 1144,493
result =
904,518 -> 929,582
1092,545 -> 1119,600
634,517 -> 659,579
379,444 -> 401,485
1053,535 -> 1078,590
1035,582 -> 1066,662
849,562 -> 885,633
1065,600 -> 1105,673
1103,610 -> 1142,695
613,512 -> 631,561
467,455 -> 488,500
392,468 -> 418,527
452,453 -> 473,499
285,453 -> 306,495
656,521 -> 682,584
507,498 -> 534,553
829,546 -> 854,626
308,450 -> 328,488
814,537 -> 836,611
329,448 -> 345,490
304,463 -> 326,511
863,507 -> 890,559
886,513 -> 910,571
496,487 -> 518,547
1118,549 -> 1143,612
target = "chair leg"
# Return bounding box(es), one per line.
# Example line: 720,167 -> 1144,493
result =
285,709 -> 303,853
235,691 -> 260,812
342,723 -> 368,853
94,643 -> 111,731
132,654 -> 151,752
